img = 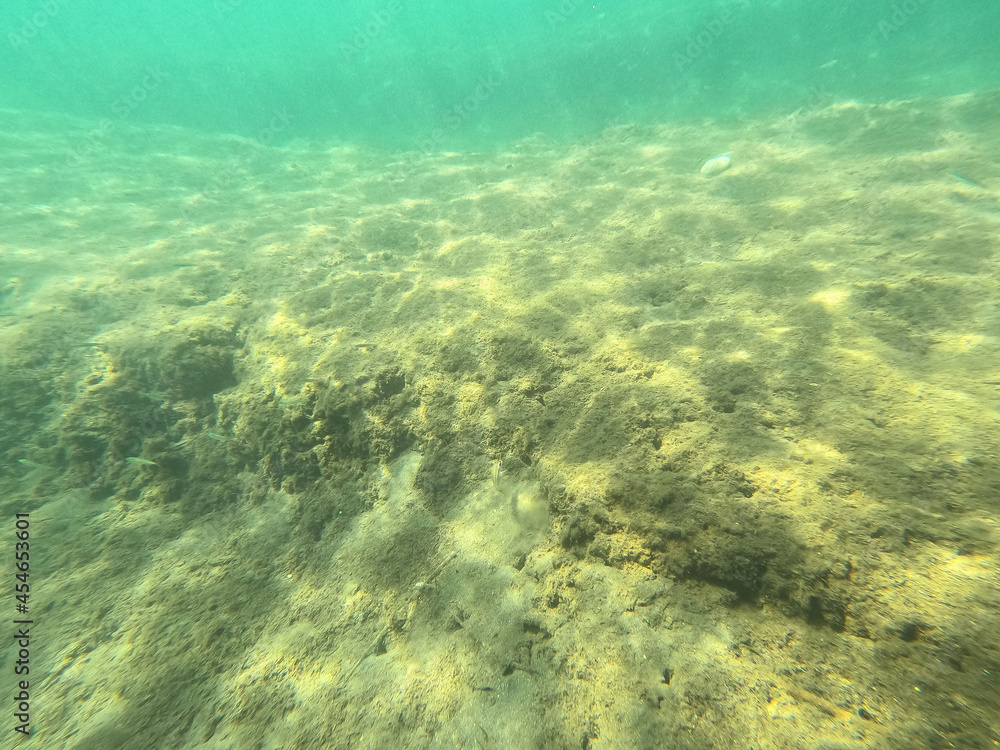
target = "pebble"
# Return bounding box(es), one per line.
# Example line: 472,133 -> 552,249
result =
700,155 -> 732,177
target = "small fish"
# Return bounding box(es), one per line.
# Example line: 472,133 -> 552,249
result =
206,432 -> 228,441
950,172 -> 986,189
125,457 -> 157,466
16,458 -> 50,470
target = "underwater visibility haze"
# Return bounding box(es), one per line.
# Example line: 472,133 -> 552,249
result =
1,1 -> 999,748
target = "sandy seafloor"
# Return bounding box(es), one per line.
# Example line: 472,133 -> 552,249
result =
1,90 -> 999,750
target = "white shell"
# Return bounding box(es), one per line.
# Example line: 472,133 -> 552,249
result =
700,155 -> 732,177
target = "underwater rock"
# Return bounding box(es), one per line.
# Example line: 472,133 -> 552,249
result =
700,154 -> 732,177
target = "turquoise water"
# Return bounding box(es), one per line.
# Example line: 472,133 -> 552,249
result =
3,3 -> 1000,749
3,0 -> 998,147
